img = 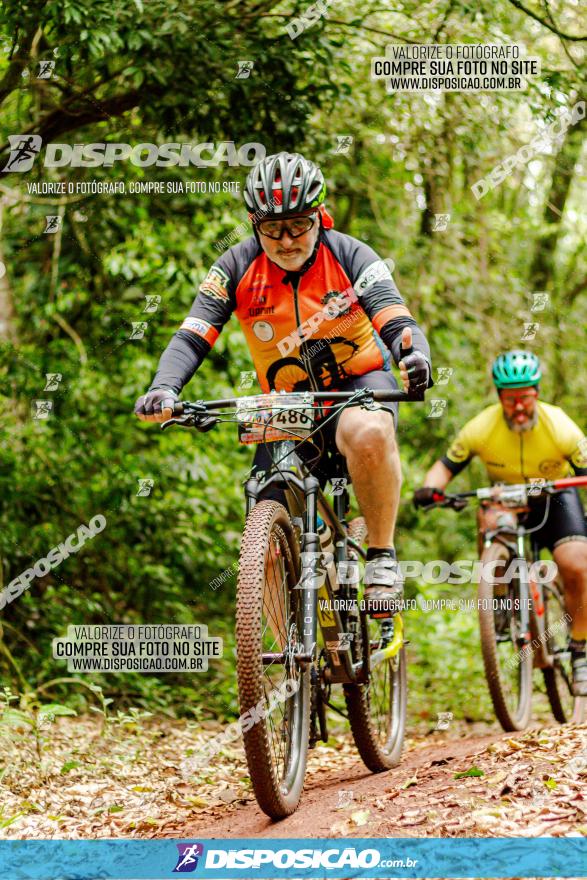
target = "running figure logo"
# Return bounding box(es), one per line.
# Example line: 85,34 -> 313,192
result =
2,135 -> 42,172
37,60 -> 55,79
236,61 -> 254,79
173,843 -> 204,873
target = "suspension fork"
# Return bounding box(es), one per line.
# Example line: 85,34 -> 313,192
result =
528,537 -> 550,665
517,530 -> 531,643
301,473 -> 321,658
244,474 -> 260,515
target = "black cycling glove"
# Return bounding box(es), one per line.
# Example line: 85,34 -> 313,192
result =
134,388 -> 178,419
400,350 -> 431,392
413,487 -> 446,508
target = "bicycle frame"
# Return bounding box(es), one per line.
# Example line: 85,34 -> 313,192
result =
244,438 -> 403,684
478,496 -> 577,670
481,520 -> 533,653
245,439 -> 358,684
527,534 -> 572,672
162,388 -> 419,684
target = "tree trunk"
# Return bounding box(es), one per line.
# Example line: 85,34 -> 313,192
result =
529,111 -> 585,292
0,203 -> 17,343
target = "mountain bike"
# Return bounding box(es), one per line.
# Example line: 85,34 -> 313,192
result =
162,387 -> 423,818
424,476 -> 587,731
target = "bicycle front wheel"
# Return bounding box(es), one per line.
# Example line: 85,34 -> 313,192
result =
478,541 -> 532,731
343,517 -> 406,771
236,500 -> 310,819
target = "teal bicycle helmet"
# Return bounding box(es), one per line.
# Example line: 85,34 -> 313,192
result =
492,350 -> 542,389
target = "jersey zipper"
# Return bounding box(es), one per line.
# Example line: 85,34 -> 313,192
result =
291,273 -> 319,393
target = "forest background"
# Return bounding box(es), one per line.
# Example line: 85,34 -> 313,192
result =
0,0 -> 585,727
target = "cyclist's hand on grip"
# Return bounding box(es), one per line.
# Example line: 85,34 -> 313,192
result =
134,388 -> 178,422
413,487 -> 445,508
398,327 -> 431,393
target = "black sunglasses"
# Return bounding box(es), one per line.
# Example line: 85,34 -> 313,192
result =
256,213 -> 317,240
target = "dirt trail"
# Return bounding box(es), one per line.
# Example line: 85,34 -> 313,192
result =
1,715 -> 584,840
177,721 -> 587,839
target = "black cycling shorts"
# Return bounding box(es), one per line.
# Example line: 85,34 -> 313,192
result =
522,488 -> 587,551
251,369 -> 400,502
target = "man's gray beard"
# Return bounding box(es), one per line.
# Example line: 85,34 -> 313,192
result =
505,409 -> 538,433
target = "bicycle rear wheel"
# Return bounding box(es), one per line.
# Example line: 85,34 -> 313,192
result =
478,541 -> 532,731
343,517 -> 406,771
236,500 -> 310,818
542,578 -> 585,723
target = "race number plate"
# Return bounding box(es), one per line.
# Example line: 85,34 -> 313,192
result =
236,393 -> 314,445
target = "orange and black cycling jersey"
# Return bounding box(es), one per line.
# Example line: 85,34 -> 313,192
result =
150,226 -> 431,395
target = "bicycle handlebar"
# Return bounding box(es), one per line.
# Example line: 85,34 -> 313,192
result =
161,387 -> 426,430
425,475 -> 587,511
173,388 -> 425,414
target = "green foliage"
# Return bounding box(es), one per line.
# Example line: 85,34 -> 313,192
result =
0,0 -> 585,726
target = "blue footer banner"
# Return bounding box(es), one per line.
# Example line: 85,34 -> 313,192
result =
0,838 -> 585,879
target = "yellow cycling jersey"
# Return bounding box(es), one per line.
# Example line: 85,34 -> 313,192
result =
442,401 -> 587,484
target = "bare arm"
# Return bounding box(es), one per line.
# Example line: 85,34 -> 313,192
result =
423,460 -> 454,491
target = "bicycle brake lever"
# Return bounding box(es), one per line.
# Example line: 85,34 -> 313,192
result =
194,415 -> 219,432
161,415 -> 194,430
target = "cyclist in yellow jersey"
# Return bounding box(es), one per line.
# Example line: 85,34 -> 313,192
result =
414,351 -> 587,696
